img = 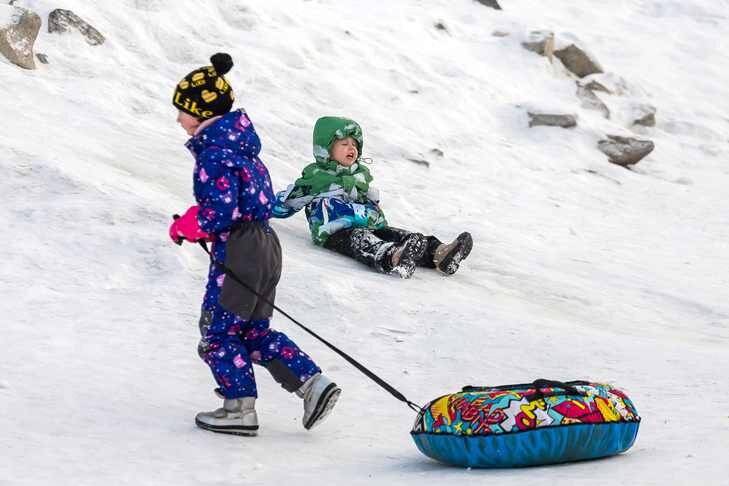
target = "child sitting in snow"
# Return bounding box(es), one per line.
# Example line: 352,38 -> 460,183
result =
272,116 -> 472,278
168,54 -> 340,436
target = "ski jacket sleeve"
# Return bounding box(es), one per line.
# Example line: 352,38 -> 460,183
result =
271,181 -> 317,218
193,146 -> 243,234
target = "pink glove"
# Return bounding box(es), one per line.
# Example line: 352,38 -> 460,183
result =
169,205 -> 210,245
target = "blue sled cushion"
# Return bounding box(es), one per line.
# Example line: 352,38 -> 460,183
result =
411,381 -> 640,436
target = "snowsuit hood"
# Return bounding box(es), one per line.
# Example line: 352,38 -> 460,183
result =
312,117 -> 364,165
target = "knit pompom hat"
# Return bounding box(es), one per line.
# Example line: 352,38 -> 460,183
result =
173,53 -> 235,120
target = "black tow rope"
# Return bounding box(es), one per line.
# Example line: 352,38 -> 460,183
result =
195,240 -> 423,414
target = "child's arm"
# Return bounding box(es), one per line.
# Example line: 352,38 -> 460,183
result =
271,185 -> 298,218
271,181 -> 316,218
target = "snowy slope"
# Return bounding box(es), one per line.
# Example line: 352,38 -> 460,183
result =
2,0 -> 728,484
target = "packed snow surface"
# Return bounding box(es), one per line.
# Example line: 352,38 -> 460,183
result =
2,0 -> 728,484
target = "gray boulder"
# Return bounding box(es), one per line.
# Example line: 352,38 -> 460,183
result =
528,112 -> 577,129
598,135 -> 654,166
632,104 -> 657,127
430,148 -> 444,157
577,84 -> 610,119
475,0 -> 502,9
522,30 -> 554,56
0,5 -> 41,70
434,21 -> 448,32
48,9 -> 105,46
583,79 -> 612,94
582,73 -> 629,96
554,44 -> 603,78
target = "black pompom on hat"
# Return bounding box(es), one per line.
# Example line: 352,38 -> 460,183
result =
173,53 -> 236,120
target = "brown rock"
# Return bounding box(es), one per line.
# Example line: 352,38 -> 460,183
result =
522,30 -> 553,56
528,112 -> 577,129
583,79 -> 612,94
0,6 -> 41,70
576,84 -> 610,119
598,135 -> 654,166
632,104 -> 657,127
554,44 -> 603,78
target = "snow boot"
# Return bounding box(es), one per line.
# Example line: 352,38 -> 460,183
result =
296,373 -> 341,430
195,397 -> 259,436
433,232 -> 473,275
389,232 -> 427,279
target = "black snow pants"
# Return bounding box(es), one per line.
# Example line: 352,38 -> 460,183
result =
322,226 -> 441,273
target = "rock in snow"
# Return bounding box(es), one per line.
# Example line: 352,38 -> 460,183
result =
475,0 -> 502,10
554,44 -> 603,78
598,135 -> 655,166
577,84 -> 610,119
528,112 -> 577,129
632,104 -> 657,127
0,5 -> 41,70
48,9 -> 105,46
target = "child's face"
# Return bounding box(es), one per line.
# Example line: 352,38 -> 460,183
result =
177,110 -> 201,136
330,137 -> 359,166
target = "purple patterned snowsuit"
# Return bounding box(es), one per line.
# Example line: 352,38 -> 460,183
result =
186,109 -> 320,399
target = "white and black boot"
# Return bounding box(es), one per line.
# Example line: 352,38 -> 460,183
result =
389,233 -> 427,279
433,232 -> 473,275
296,374 -> 341,430
195,397 -> 259,436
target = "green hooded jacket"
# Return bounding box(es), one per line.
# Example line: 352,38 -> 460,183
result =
273,116 -> 387,244
296,117 -> 371,197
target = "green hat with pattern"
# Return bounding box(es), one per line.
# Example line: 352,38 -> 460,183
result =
312,117 -> 364,164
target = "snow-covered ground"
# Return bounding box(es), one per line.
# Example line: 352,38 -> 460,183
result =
2,0 -> 728,484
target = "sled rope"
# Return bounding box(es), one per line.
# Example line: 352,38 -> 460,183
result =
196,240 -> 423,413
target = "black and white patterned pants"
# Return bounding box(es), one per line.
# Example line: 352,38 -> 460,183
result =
323,226 -> 441,273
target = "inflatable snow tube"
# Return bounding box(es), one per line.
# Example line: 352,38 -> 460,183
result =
411,379 -> 640,468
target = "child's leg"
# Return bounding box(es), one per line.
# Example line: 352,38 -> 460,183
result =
371,226 -> 409,243
196,304 -> 260,435
240,318 -> 321,392
242,291 -> 340,430
323,228 -> 396,273
432,232 -> 473,275
380,228 -> 473,274
197,246 -> 260,398
374,226 -> 442,268
197,222 -> 287,398
421,236 -> 442,268
198,307 -> 259,399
